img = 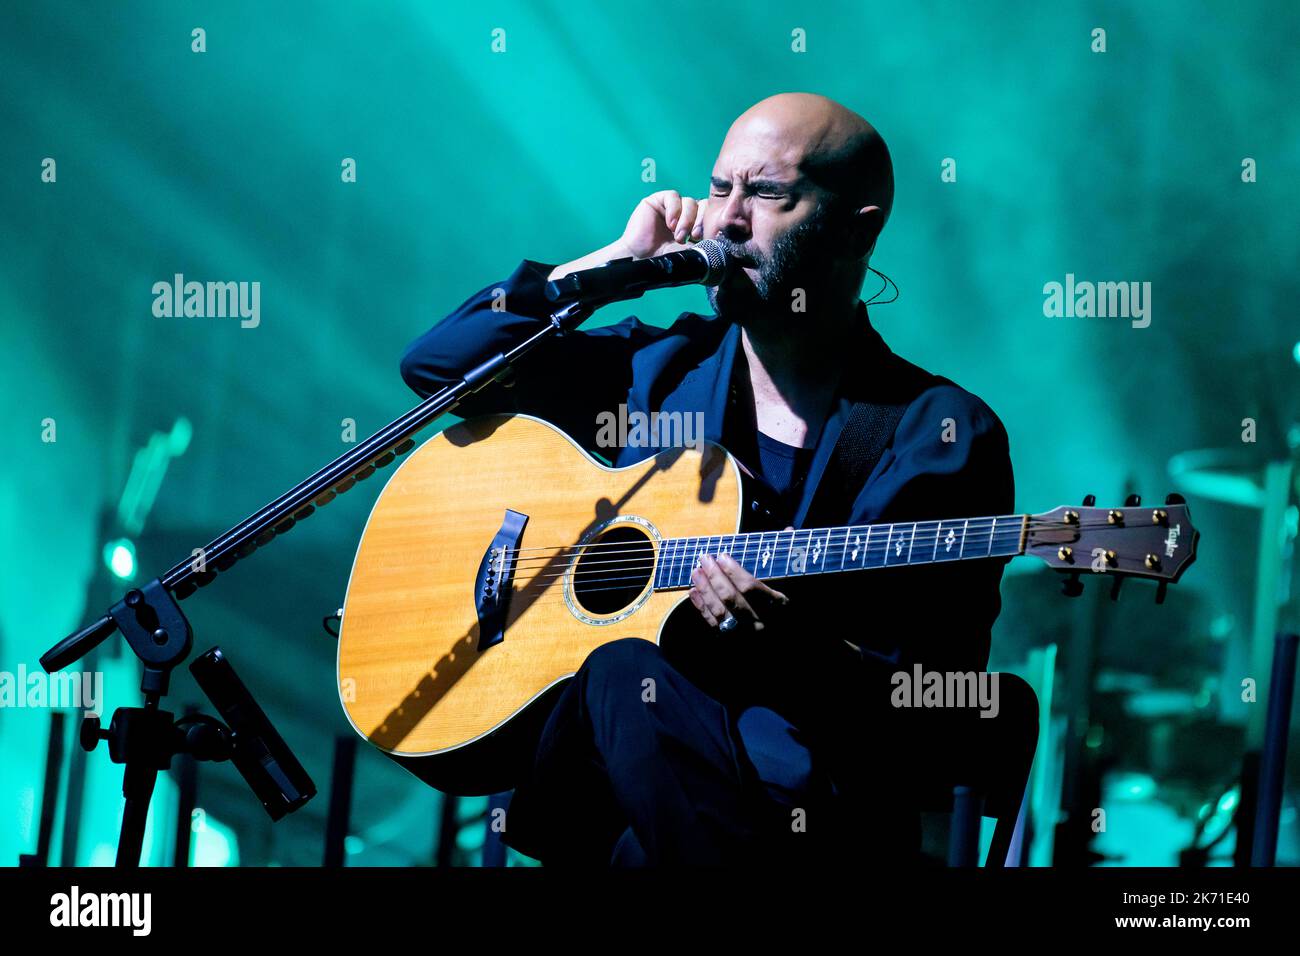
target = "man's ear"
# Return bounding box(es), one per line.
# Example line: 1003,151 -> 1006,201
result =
849,205 -> 884,259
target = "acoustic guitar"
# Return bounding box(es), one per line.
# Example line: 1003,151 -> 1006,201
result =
336,414 -> 1199,794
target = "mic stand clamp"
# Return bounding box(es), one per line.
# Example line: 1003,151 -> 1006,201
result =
73,581 -> 208,867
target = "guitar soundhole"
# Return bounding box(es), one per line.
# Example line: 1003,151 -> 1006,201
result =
571,525 -> 655,615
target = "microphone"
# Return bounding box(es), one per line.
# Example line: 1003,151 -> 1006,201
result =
543,239 -> 731,305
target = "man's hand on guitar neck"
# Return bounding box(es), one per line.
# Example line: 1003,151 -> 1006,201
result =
688,528 -> 791,634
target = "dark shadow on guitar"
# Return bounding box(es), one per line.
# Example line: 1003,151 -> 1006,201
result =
365,425 -> 721,794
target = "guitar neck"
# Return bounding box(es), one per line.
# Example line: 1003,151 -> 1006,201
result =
652,514 -> 1029,589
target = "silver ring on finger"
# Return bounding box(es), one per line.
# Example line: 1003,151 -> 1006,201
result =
718,612 -> 739,633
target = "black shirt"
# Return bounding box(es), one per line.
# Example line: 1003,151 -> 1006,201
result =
751,430 -> 815,526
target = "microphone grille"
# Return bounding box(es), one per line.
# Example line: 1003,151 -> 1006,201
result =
695,238 -> 730,285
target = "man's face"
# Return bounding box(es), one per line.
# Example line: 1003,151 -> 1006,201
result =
701,132 -> 845,319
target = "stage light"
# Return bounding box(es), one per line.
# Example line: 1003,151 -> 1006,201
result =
191,808 -> 238,867
1195,785 -> 1240,845
1113,771 -> 1157,801
103,538 -> 136,580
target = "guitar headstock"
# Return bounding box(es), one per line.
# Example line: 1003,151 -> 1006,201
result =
1024,493 -> 1199,602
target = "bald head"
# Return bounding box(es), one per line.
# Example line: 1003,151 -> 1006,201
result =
704,93 -> 894,322
723,93 -> 893,225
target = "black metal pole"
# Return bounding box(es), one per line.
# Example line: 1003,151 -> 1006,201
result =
482,791 -> 511,867
436,793 -> 460,867
116,768 -> 158,867
1234,751 -> 1259,866
17,711 -> 65,867
323,736 -> 357,867
173,706 -> 200,868
948,786 -> 980,867
1251,632 -> 1298,867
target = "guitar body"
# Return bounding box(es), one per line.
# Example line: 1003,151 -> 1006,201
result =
336,413 -> 1200,795
337,414 -> 743,794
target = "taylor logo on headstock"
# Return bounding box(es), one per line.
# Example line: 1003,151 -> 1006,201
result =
1164,524 -> 1182,558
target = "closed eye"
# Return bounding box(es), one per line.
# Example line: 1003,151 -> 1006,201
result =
710,188 -> 785,200
709,178 -> 796,200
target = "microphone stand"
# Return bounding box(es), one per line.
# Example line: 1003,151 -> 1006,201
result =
38,295 -> 603,866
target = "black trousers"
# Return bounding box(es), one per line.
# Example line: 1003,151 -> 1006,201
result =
500,636 -> 918,865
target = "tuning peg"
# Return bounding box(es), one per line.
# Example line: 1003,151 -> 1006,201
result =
1125,493 -> 1142,507
1061,571 -> 1084,598
1155,581 -> 1168,605
1110,576 -> 1124,601
1082,494 -> 1096,507
1165,493 -> 1185,505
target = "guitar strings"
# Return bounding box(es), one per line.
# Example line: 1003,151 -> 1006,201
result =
485,521 -> 1141,600
500,517 -> 1137,575
510,540 -> 1025,586
504,532 -> 1140,590
499,515 -> 1147,559
483,537 -> 1151,614
515,527 -> 1026,575
519,542 -> 1028,590
500,516 -> 1021,556
501,522 -> 1019,567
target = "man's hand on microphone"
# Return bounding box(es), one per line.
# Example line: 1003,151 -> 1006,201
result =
621,190 -> 709,258
547,190 -> 708,282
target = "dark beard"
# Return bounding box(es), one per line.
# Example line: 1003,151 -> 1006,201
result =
706,203 -> 842,320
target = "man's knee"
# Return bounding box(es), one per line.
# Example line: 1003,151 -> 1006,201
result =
576,638 -> 675,746
736,706 -> 819,805
579,637 -> 664,692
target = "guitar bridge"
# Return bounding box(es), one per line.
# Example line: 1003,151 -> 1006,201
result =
474,509 -> 528,652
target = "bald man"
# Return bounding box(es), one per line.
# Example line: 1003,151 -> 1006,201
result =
401,93 -> 1014,865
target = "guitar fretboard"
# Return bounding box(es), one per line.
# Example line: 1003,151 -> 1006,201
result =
652,515 -> 1027,589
